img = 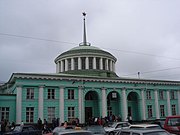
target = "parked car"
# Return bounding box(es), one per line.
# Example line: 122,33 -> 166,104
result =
53,130 -> 93,135
116,128 -> 171,135
130,124 -> 161,129
104,122 -> 130,135
151,119 -> 165,129
86,125 -> 106,135
52,126 -> 74,135
4,125 -> 42,135
164,115 -> 180,134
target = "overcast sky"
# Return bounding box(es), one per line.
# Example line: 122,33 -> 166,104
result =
0,0 -> 180,82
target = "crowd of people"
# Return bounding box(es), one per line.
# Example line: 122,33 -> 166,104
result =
0,119 -> 15,135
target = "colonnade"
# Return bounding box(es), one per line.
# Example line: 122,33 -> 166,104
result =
15,85 -> 180,124
56,57 -> 115,73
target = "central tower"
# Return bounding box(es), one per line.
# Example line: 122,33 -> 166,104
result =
55,13 -> 117,78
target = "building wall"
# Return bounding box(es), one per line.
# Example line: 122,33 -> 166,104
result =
0,77 -> 180,124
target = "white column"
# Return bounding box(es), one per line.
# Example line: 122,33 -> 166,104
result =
85,57 -> 89,69
82,90 -> 85,123
178,91 -> 180,114
71,58 -> 74,70
78,57 -> 81,70
122,88 -> 128,121
106,59 -> 109,70
38,86 -> 44,120
60,61 -> 63,72
166,90 -> 171,116
56,62 -> 59,73
78,87 -> 83,123
93,57 -> 96,69
102,88 -> 107,117
100,58 -> 103,70
112,61 -> 115,72
60,87 -> 64,123
141,89 -> 146,120
65,59 -> 68,71
16,86 -> 22,124
154,89 -> 160,119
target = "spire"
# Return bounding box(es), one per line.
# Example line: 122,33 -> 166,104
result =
79,12 -> 91,46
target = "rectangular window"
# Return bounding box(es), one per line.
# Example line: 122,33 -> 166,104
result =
26,107 -> 34,123
96,58 -> 100,70
172,104 -> 176,115
0,107 -> 9,120
160,105 -> 165,117
147,105 -> 152,118
68,107 -> 75,122
102,58 -> 106,70
48,89 -> 55,99
26,88 -> 34,99
89,57 -> 93,69
48,107 -> 55,123
171,91 -> 175,99
81,57 -> 86,70
107,106 -> 112,116
159,91 -> 164,100
74,58 -> 78,70
146,90 -> 151,99
68,89 -> 74,99
67,58 -> 71,70
62,60 -> 65,72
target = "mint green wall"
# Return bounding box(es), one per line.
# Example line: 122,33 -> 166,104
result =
0,95 -> 16,122
1,77 -> 180,123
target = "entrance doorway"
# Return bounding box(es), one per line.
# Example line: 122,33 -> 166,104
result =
85,107 -> 92,122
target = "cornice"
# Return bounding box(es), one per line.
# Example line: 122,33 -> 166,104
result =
11,73 -> 180,86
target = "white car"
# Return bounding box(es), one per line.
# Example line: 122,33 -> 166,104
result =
116,129 -> 171,135
129,124 -> 161,130
104,122 -> 131,135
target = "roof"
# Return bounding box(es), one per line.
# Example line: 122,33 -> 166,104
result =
55,45 -> 117,62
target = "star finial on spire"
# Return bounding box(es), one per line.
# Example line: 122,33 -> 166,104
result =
79,12 -> 91,46
82,12 -> 86,17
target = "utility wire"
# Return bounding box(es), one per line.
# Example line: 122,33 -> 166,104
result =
102,47 -> 180,61
0,32 -> 180,61
123,67 -> 180,76
0,32 -> 77,45
1,32 -> 180,80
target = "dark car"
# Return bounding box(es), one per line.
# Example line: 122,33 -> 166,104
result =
4,125 -> 42,135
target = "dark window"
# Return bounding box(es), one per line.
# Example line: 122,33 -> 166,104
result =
48,89 -> 55,99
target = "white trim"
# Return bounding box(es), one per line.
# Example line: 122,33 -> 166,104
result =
166,90 -> 171,116
102,88 -> 107,117
154,90 -> 160,119
141,89 -> 146,120
16,86 -> 22,124
38,86 -> 44,121
60,87 -> 64,123
122,88 -> 128,121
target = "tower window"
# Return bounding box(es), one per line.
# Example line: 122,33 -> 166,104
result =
96,58 -> 100,70
74,58 -> 78,70
102,58 -> 106,70
81,57 -> 86,70
67,58 -> 71,70
89,57 -> 93,69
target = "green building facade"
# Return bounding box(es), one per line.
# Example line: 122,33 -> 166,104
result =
0,14 -> 180,124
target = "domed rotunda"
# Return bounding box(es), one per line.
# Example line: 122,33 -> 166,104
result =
55,13 -> 117,78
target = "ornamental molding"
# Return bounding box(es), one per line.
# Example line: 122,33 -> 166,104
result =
3,73 -> 180,89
